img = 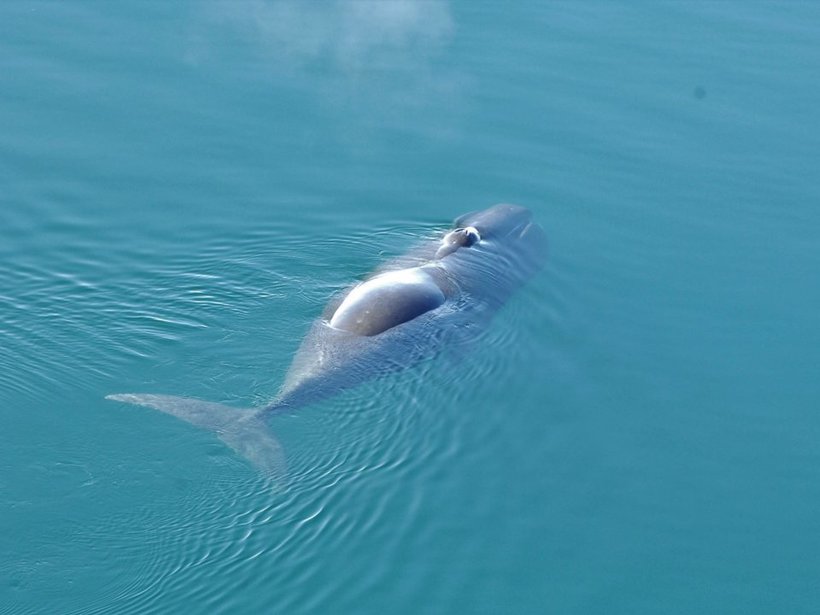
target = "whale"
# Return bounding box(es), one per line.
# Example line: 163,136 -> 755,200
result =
107,204 -> 547,479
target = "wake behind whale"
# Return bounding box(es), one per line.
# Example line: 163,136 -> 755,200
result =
108,204 -> 547,482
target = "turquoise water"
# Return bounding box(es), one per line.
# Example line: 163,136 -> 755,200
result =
2,1 -> 819,613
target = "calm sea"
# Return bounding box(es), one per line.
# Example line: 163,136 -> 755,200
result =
2,1 -> 819,613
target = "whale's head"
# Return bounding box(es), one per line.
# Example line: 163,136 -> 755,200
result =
454,203 -> 538,241
445,204 -> 547,296
454,203 -> 546,253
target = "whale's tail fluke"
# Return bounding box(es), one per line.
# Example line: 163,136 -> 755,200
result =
106,394 -> 286,484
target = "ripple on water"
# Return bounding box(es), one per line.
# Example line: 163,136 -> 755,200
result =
3,211 -> 559,613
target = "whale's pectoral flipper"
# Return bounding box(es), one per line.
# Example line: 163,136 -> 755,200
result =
106,394 -> 285,483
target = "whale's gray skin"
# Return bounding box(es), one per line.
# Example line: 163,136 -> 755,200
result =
108,204 -> 546,481
266,204 -> 545,413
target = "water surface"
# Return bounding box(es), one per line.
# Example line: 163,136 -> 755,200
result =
2,2 -> 819,613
